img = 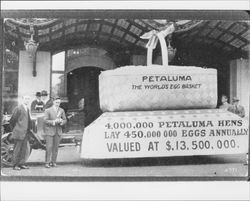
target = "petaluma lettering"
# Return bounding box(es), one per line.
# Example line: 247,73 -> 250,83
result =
159,120 -> 214,128
142,75 -> 192,82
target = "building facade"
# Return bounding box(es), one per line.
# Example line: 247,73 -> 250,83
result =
2,17 -> 250,131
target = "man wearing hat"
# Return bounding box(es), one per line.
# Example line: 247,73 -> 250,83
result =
228,97 -> 245,118
41,90 -> 53,110
219,94 -> 232,111
31,92 -> 44,112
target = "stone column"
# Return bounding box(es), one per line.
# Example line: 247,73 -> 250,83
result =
18,51 -> 51,102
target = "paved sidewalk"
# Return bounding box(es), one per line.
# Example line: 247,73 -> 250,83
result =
1,146 -> 248,178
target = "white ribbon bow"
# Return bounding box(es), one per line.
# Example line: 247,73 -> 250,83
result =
140,24 -> 176,66
141,24 -> 175,50
140,29 -> 159,49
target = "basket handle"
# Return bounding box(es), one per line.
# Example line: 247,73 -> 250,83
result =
141,24 -> 175,66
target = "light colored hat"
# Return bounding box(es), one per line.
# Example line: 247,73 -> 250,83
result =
232,97 -> 240,102
41,90 -> 48,96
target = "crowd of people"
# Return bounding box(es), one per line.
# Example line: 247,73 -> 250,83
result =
30,90 -> 53,113
219,95 -> 245,118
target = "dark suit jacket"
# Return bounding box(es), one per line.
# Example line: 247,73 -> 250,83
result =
44,98 -> 53,110
9,104 -> 32,140
228,105 -> 245,118
31,99 -> 45,112
43,106 -> 67,136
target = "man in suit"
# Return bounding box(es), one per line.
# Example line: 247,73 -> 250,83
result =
9,95 -> 32,170
41,90 -> 53,110
43,97 -> 67,168
31,92 -> 45,112
228,97 -> 245,118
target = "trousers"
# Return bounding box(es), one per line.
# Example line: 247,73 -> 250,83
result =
45,135 -> 61,164
12,136 -> 30,166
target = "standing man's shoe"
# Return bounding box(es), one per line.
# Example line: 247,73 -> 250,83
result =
50,163 -> 57,167
19,165 -> 29,169
13,166 -> 21,170
45,164 -> 50,168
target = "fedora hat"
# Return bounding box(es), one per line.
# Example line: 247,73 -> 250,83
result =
41,90 -> 48,96
35,92 -> 41,97
232,97 -> 240,102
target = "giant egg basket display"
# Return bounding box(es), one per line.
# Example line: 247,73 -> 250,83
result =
80,22 -> 249,160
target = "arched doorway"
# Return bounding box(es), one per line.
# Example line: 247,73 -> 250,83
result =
67,67 -> 103,127
65,47 -> 116,129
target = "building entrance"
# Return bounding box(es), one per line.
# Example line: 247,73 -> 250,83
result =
67,67 -> 103,127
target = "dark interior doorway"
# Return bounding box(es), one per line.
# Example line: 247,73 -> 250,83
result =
67,67 -> 103,127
